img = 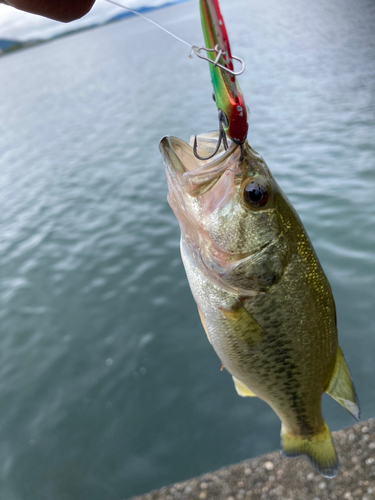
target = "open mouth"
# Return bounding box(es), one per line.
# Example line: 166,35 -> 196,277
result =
159,133 -> 240,196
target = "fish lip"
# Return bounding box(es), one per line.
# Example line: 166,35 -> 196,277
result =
187,236 -> 277,298
198,235 -> 279,297
159,136 -> 187,175
208,235 -> 276,266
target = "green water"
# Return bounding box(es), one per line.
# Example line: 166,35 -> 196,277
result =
0,0 -> 374,498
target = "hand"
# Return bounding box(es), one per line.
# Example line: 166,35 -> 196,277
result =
0,0 -> 96,22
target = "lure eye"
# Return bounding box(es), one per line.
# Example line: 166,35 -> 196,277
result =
243,183 -> 269,208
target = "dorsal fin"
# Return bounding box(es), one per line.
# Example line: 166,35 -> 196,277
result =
325,347 -> 360,421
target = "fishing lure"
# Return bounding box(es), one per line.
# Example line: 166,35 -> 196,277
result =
194,0 -> 248,160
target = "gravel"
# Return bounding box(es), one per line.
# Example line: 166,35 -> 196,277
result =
129,419 -> 375,500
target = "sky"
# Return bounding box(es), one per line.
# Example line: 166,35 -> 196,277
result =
0,0 -> 172,41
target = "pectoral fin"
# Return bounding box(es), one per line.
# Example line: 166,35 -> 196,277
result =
325,347 -> 360,421
219,300 -> 265,345
233,376 -> 257,397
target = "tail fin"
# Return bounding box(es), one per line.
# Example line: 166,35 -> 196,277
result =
281,423 -> 338,478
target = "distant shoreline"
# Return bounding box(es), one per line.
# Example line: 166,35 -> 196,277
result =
0,0 -> 192,58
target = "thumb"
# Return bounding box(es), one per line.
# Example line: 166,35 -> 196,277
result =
1,0 -> 96,22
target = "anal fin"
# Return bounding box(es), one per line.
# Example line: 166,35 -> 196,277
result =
325,347 -> 360,421
233,376 -> 257,397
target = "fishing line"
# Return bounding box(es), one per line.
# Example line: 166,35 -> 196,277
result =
104,0 -> 194,49
103,0 -> 245,75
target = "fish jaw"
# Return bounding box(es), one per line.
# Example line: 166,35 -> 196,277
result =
160,133 -> 243,274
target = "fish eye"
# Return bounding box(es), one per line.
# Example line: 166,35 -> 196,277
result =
243,182 -> 269,208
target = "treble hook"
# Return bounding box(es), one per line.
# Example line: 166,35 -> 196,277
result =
193,110 -> 229,161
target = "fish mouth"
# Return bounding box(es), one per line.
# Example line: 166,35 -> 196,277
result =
159,133 -> 240,197
159,134 -> 243,263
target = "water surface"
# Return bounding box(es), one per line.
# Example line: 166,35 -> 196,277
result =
0,0 -> 374,498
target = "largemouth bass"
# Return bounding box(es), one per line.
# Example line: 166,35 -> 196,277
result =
160,132 -> 359,478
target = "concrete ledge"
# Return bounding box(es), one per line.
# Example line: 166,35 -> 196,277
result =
130,419 -> 375,500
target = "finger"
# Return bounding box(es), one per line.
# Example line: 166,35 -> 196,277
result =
2,0 -> 96,22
